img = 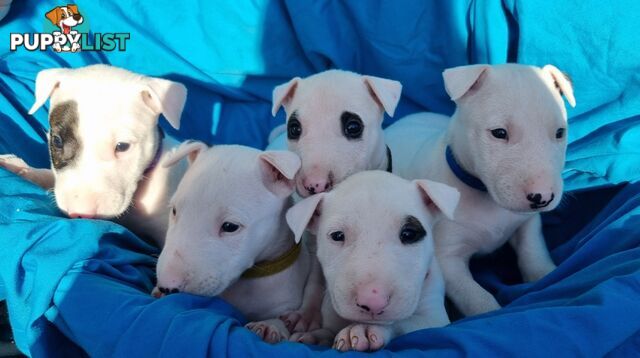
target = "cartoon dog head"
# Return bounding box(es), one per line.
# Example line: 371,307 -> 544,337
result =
45,5 -> 84,34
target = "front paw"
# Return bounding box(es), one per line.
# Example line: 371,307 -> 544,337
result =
289,329 -> 334,346
0,155 -> 31,176
279,308 -> 322,333
333,323 -> 392,352
246,319 -> 289,344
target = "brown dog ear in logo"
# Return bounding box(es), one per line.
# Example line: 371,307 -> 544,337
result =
66,4 -> 79,16
45,7 -> 62,26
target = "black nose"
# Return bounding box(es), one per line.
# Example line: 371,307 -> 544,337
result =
356,303 -> 370,312
73,14 -> 82,21
158,287 -> 180,295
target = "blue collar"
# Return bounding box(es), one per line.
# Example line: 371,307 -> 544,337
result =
143,126 -> 165,175
445,146 -> 487,192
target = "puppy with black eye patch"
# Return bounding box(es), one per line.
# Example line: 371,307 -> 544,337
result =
0,65 -> 188,246
285,170 -> 459,351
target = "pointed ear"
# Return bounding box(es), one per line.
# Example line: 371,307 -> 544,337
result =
272,77 -> 300,116
29,68 -> 70,115
258,150 -> 301,198
162,140 -> 208,168
286,193 -> 324,243
543,65 -> 576,108
363,75 -> 402,117
141,77 -> 187,130
45,8 -> 61,26
443,65 -> 490,101
414,179 -> 460,221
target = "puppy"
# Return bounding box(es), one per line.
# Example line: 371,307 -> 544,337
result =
385,64 -> 576,316
0,65 -> 188,246
285,171 -> 458,351
45,5 -> 84,52
154,143 -> 312,343
267,69 -> 402,333
269,69 -> 402,197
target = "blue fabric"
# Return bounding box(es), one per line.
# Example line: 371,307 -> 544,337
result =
1,0 -> 639,356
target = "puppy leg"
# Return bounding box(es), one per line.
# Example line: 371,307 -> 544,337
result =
0,155 -> 55,189
439,253 -> 500,316
510,214 -> 556,282
246,318 -> 290,344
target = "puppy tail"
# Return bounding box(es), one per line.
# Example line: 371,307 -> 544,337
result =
268,124 -> 286,144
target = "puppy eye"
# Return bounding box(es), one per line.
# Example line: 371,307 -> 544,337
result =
341,112 -> 364,140
171,206 -> 176,216
329,231 -> 345,242
490,128 -> 509,140
555,128 -> 565,139
221,222 -> 240,233
287,114 -> 302,140
400,217 -> 426,245
52,135 -> 63,149
115,142 -> 131,153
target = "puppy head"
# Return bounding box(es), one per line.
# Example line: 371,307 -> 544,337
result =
46,5 -> 83,30
443,64 -> 575,212
286,171 -> 458,324
272,70 -> 402,197
156,144 -> 300,296
29,65 -> 187,219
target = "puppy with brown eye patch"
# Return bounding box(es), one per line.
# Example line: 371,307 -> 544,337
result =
285,170 -> 459,351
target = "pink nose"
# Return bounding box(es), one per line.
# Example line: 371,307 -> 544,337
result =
68,212 -> 96,219
355,284 -> 390,315
66,194 -> 98,219
302,175 -> 332,195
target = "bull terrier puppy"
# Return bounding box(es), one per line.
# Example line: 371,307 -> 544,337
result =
267,69 -> 402,333
0,65 -> 188,246
153,142 -> 312,343
385,64 -> 576,316
286,171 -> 459,351
287,170 -> 459,351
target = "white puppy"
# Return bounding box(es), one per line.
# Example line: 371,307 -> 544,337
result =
269,69 -> 402,197
268,69 -> 402,333
0,65 -> 188,246
154,143 -> 312,343
286,171 -> 459,351
385,64 -> 576,316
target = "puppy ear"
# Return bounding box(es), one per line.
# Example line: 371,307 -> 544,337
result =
443,65 -> 490,101
67,5 -> 79,14
363,76 -> 402,117
258,150 -> 301,198
543,65 -> 576,108
45,7 -> 61,26
29,68 -> 70,115
141,78 -> 187,130
162,140 -> 208,168
272,77 -> 300,116
286,193 -> 324,243
414,179 -> 460,221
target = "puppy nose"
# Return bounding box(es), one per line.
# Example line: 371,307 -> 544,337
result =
526,192 -> 555,209
303,176 -> 332,195
73,14 -> 82,21
355,284 -> 390,315
68,212 -> 96,219
157,287 -> 180,295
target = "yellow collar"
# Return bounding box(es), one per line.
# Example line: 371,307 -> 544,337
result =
241,243 -> 302,279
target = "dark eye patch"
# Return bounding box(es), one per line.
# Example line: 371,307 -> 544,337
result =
48,100 -> 81,170
341,112 -> 364,140
399,216 -> 426,245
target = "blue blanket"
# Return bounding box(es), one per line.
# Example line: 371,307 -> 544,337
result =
1,0 -> 639,356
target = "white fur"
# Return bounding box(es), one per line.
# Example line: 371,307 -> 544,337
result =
285,171 -> 458,351
154,143 -> 314,343
0,65 -> 188,246
268,70 -> 402,197
385,63 -> 575,316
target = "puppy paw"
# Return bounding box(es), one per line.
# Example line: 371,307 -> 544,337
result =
279,308 -> 322,333
333,323 -> 391,352
246,319 -> 289,344
0,155 -> 54,189
0,154 -> 30,175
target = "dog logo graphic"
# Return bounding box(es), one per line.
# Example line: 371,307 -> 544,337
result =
45,5 -> 84,52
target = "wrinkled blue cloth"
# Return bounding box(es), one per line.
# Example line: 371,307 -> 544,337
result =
1,0 -> 639,356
